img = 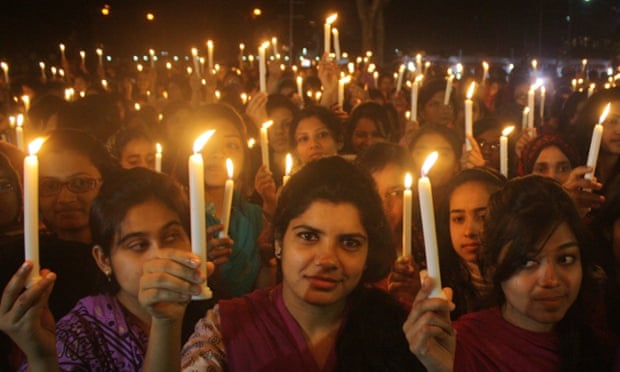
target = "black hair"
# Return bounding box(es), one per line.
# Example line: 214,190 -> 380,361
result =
273,156 -> 394,284
344,102 -> 392,154
90,167 -> 190,294
407,123 -> 463,162
355,142 -> 412,175
289,105 -> 343,150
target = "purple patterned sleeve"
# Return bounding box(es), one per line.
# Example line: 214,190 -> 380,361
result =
181,305 -> 226,371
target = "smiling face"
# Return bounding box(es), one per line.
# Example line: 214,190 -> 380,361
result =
201,119 -> 244,187
449,181 -> 492,263
501,222 -> 583,332
280,201 -> 368,310
39,150 -> 102,241
294,116 -> 339,165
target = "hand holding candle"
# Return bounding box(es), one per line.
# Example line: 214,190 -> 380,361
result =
402,173 -> 413,258
188,130 -> 215,300
260,120 -> 273,171
500,126 -> 515,178
221,158 -> 234,238
585,102 -> 611,180
324,13 -> 338,56
24,137 -> 46,287
418,152 -> 443,298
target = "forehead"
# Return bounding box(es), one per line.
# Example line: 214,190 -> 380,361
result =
296,116 -> 328,133
372,163 -> 405,191
354,117 -> 378,131
39,150 -> 101,178
412,133 -> 452,150
450,181 -> 492,209
535,145 -> 570,164
290,201 -> 365,232
117,199 -> 180,237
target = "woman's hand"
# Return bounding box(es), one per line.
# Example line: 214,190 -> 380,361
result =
403,274 -> 455,372
562,166 -> 605,215
139,250 -> 212,321
388,255 -> 420,306
246,92 -> 269,131
460,134 -> 486,169
254,165 -> 277,217
514,130 -> 534,159
207,224 -> 234,266
0,262 -> 58,365
318,54 -> 339,106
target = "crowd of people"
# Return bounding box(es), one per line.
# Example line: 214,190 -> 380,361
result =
0,43 -> 618,371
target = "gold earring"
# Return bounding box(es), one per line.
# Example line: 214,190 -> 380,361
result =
104,269 -> 112,282
274,242 -> 282,260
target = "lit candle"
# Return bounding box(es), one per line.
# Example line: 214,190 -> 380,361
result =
338,75 -> 351,107
522,107 -> 530,130
540,85 -> 546,122
373,71 -> 379,88
331,28 -> 341,61
247,138 -> 256,149
24,138 -> 46,286
500,126 -> 515,178
571,78 -> 577,92
444,72 -> 454,106
240,93 -> 248,105
260,120 -> 273,171
527,85 -> 536,132
402,173 -> 413,257
207,40 -> 214,73
531,59 -> 538,78
324,13 -> 337,55
188,130 -> 215,300
137,64 -> 144,73
424,61 -> 431,77
39,62 -> 46,81
149,49 -> 156,68
296,76 -> 303,99
588,83 -> 595,98
585,103 -> 611,180
271,37 -> 278,57
15,114 -> 24,152
22,95 -> 31,113
395,64 -> 406,92
191,48 -> 201,78
411,75 -> 422,122
59,43 -> 66,61
96,48 -> 104,69
239,43 -> 245,67
418,152 -> 443,298
155,143 -> 162,172
79,50 -> 86,69
258,42 -> 269,93
481,61 -> 489,85
581,58 -> 588,75
1,62 -> 9,86
416,54 -> 423,76
283,153 -> 293,185
465,82 -> 476,151
221,158 -> 234,238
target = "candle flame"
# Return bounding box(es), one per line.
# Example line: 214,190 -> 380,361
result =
79,51 -> 85,58
207,40 -> 214,48
156,143 -> 162,153
531,59 -> 537,69
193,129 -> 216,153
285,153 -> 293,175
226,158 -> 234,179
326,13 -> 338,25
340,75 -> 351,84
404,173 -> 413,189
421,152 -> 438,177
466,82 -> 476,99
599,102 -> 611,124
191,48 -> 198,57
39,62 -> 45,69
16,114 -> 24,127
1,62 -> 8,70
28,137 -> 46,155
541,85 -> 546,94
523,107 -> 530,115
482,61 -> 489,70
262,120 -> 273,130
260,41 -> 270,51
149,49 -> 155,56
248,138 -> 256,148
582,59 -> 587,66
502,126 -> 515,137
59,43 -> 65,52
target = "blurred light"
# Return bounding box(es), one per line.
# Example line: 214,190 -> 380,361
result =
253,8 -> 262,16
101,5 -> 110,16
146,12 -> 155,21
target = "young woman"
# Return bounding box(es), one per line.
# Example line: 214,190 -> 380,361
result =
289,105 -> 343,166
453,175 -> 614,370
139,156 -> 456,372
344,102 -> 391,155
0,168 -> 217,371
108,126 -> 157,170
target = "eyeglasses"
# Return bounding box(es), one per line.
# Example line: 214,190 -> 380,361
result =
40,177 -> 102,197
478,139 -> 500,153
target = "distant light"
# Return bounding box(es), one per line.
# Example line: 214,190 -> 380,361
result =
146,12 -> 155,21
253,8 -> 262,16
101,6 -> 110,16
566,16 -> 571,22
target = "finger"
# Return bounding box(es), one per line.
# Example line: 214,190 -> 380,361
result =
143,258 -> 204,285
0,262 -> 32,314
139,287 -> 192,305
8,271 -> 56,321
467,134 -> 482,155
140,272 -> 201,297
206,224 -> 224,235
152,249 -> 202,271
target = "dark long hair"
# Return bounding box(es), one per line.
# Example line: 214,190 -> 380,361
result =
480,175 -> 611,370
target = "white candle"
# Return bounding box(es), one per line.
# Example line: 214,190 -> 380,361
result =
324,14 -> 337,55
96,48 -> 104,69
540,86 -> 546,121
296,76 -> 303,99
259,42 -> 268,93
283,153 -> 293,186
271,37 -> 278,57
373,71 -> 379,88
418,152 -> 443,298
416,54 -> 423,76
402,173 -> 412,257
260,120 -> 273,171
585,103 -> 611,180
465,82 -> 476,151
79,50 -> 86,69
149,49 -> 156,69
332,28 -> 341,61
481,61 -> 489,85
531,59 -> 538,78
500,126 -> 515,178
39,62 -> 46,81
411,75 -> 422,122
191,48 -> 201,78
527,86 -> 535,130
24,138 -> 45,286
189,130 -> 215,300
396,64 -> 406,92
155,143 -> 162,172
16,114 -> 24,152
338,76 -> 351,107
22,95 -> 30,113
1,62 -> 9,86
522,107 -> 530,130
59,43 -> 66,61
444,72 -> 454,106
221,158 -> 234,237
588,83 -> 595,98
207,40 -> 214,73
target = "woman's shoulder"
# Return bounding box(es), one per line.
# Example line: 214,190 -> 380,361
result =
56,294 -> 119,329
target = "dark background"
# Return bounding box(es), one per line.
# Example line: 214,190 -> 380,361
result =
1,0 -> 619,63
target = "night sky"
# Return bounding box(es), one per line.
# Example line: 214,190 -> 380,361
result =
1,0 -> 618,63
